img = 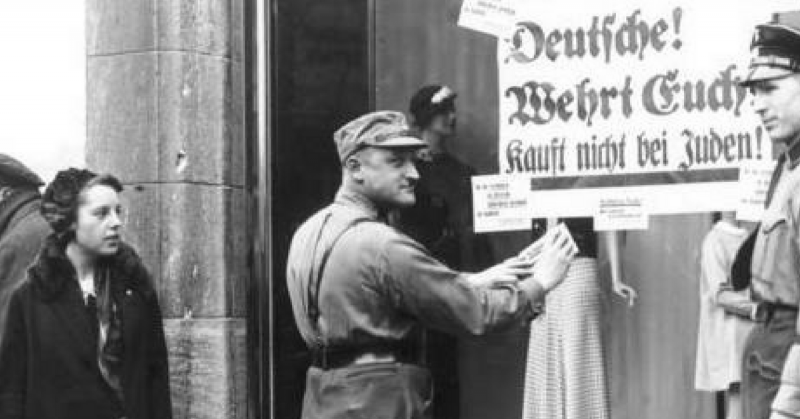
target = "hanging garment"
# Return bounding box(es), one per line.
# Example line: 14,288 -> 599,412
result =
522,257 -> 610,419
695,220 -> 754,391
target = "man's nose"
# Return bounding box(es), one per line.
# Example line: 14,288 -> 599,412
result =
751,92 -> 768,114
109,211 -> 122,229
406,160 -> 419,181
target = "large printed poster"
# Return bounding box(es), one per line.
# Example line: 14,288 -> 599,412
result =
496,0 -> 790,218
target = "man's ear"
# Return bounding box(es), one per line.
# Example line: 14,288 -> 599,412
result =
344,156 -> 364,182
0,186 -> 13,201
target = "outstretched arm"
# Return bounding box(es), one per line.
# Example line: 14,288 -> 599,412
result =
604,231 -> 637,307
385,226 -> 576,336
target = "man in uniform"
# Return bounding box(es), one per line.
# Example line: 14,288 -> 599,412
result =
739,12 -> 800,419
0,154 -> 49,347
286,110 -> 577,419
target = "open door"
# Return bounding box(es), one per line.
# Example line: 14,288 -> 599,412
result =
248,1 -> 374,418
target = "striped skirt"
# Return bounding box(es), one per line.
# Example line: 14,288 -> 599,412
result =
522,257 -> 610,419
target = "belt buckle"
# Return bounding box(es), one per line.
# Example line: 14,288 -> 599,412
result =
758,302 -> 791,325
353,352 -> 396,365
752,301 -> 773,323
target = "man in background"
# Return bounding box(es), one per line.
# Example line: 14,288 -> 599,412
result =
0,154 -> 49,346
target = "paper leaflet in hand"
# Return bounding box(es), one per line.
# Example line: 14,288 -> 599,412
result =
517,222 -> 578,263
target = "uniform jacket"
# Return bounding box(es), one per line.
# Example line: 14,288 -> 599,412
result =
287,189 -> 545,419
0,190 -> 50,347
0,235 -> 172,419
762,142 -> 800,417
286,189 -> 544,349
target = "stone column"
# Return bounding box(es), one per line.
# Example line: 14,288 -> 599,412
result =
86,1 -> 247,418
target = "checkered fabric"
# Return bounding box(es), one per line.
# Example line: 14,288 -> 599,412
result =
522,257 -> 610,419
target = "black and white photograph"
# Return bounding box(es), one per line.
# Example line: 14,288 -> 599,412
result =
1,1 -> 800,419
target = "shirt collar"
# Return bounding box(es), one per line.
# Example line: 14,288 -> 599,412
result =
333,188 -> 384,221
78,276 -> 95,303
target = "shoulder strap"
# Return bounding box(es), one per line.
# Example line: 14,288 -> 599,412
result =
306,213 -> 371,346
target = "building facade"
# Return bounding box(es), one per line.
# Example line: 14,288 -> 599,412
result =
87,1 -> 249,418
86,1 -> 718,419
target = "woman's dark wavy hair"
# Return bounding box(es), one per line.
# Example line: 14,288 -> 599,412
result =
40,168 -> 123,242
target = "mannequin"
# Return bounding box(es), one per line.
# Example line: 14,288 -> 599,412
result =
522,218 -> 634,419
391,85 -> 493,419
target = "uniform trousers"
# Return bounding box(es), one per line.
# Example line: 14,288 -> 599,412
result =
302,362 -> 433,419
742,309 -> 797,419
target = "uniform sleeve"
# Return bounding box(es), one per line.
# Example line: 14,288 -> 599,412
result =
378,232 -> 545,336
716,288 -> 760,320
699,230 -> 759,319
772,344 -> 800,417
771,207 -> 800,417
0,288 -> 27,419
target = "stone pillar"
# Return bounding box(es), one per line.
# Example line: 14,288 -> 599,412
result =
86,1 -> 247,418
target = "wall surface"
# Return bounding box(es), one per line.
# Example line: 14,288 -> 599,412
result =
375,1 -> 717,419
86,1 -> 247,418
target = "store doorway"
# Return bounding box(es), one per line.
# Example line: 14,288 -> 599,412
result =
250,1 -> 719,418
251,1 -> 374,418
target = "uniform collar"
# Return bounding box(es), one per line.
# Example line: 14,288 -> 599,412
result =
333,188 -> 383,221
783,135 -> 800,170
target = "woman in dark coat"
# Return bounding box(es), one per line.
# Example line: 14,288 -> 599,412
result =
0,168 -> 172,419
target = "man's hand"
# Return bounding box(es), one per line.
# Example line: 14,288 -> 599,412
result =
531,228 -> 577,292
468,257 -> 533,288
517,235 -> 546,262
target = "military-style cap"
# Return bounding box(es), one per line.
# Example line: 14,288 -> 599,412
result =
334,111 -> 427,162
0,153 -> 43,188
741,11 -> 800,86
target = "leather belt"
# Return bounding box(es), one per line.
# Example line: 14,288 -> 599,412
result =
756,301 -> 798,324
311,341 -> 419,370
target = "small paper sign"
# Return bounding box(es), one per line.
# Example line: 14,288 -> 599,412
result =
736,159 -> 775,222
472,174 -> 531,233
594,197 -> 649,231
458,0 -> 519,37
